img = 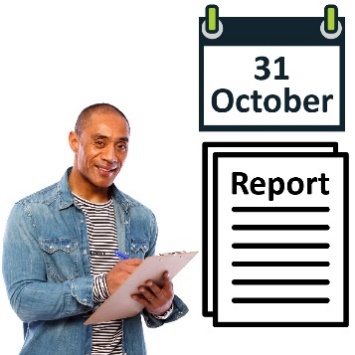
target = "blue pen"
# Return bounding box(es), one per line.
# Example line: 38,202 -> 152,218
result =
114,250 -> 129,260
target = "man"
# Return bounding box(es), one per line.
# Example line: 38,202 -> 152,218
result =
2,103 -> 188,354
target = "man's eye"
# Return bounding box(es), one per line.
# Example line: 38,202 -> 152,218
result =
117,144 -> 127,152
95,141 -> 105,147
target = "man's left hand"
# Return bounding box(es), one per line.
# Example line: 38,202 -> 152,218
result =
131,271 -> 174,316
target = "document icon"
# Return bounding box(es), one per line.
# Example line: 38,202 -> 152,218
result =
203,142 -> 349,326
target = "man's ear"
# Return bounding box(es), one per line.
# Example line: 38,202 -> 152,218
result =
68,131 -> 79,153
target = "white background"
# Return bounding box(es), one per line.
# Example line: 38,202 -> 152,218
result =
0,1 -> 353,354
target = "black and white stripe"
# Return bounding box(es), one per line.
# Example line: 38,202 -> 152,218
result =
74,195 -> 123,355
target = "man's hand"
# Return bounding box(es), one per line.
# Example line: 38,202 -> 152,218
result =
106,258 -> 143,295
131,271 -> 174,316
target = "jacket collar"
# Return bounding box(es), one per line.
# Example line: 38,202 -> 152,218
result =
58,168 -> 75,210
57,167 -> 133,212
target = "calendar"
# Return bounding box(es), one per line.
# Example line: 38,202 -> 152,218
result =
199,8 -> 345,131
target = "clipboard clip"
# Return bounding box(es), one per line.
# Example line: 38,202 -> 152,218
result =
158,250 -> 186,256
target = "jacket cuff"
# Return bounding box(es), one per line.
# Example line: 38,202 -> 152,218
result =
70,276 -> 94,308
142,294 -> 189,328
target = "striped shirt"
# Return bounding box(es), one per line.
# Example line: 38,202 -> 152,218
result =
74,195 -> 123,355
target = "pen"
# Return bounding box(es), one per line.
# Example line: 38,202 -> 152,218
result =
114,250 -> 129,260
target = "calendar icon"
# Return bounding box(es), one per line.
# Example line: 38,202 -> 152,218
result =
199,6 -> 345,131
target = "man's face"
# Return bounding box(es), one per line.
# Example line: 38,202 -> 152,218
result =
70,111 -> 129,191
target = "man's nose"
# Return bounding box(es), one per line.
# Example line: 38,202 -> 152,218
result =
101,144 -> 117,163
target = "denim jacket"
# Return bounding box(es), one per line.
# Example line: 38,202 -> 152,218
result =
2,169 -> 188,355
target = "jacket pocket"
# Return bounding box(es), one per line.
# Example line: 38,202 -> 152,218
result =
40,238 -> 79,254
130,238 -> 149,259
39,238 -> 80,282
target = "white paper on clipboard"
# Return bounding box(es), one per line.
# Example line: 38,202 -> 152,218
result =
84,251 -> 198,325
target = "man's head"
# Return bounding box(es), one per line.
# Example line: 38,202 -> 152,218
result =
74,103 -> 130,136
68,103 -> 130,201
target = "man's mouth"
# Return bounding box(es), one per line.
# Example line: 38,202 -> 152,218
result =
99,167 -> 116,172
97,166 -> 118,175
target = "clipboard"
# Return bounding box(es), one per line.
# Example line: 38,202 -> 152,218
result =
84,251 -> 198,324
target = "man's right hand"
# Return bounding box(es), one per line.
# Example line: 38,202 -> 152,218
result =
106,258 -> 143,295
